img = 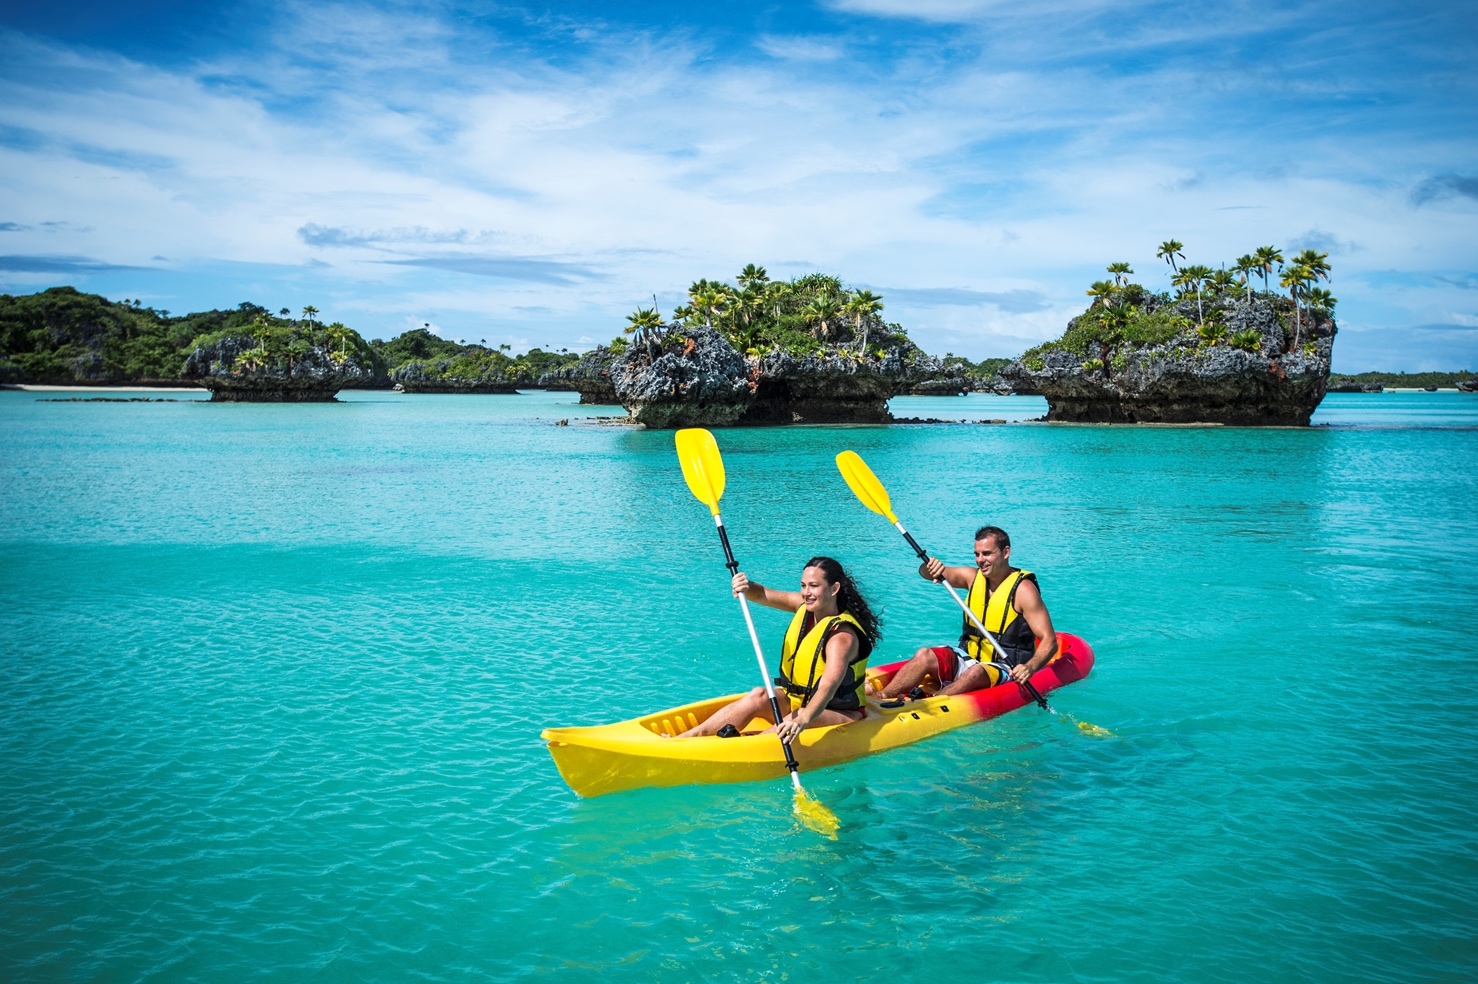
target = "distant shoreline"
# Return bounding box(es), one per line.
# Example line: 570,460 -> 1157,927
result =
3,384 -> 210,393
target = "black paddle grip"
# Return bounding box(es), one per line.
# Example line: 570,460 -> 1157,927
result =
715,523 -> 740,574
767,694 -> 801,772
900,529 -> 930,562
1021,678 -> 1050,710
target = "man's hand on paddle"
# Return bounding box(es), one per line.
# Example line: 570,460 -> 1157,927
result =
918,556 -> 975,589
731,572 -> 750,597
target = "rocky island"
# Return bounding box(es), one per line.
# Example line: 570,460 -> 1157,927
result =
0,289 -> 583,399
999,245 -> 1338,425
182,311 -> 381,401
587,267 -> 960,427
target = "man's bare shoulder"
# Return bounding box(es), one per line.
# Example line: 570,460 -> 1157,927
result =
1013,573 -> 1046,608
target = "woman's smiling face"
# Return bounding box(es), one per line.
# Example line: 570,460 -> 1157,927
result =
799,565 -> 840,614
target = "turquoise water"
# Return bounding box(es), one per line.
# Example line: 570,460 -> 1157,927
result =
3,388 -> 1476,982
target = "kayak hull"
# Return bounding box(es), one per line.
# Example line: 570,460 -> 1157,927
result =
542,632 -> 1094,798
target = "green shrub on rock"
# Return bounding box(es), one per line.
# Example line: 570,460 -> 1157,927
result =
1229,328 -> 1261,352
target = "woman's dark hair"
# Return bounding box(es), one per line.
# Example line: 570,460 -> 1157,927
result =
803,556 -> 881,644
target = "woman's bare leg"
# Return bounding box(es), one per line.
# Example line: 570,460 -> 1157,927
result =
764,706 -> 863,733
676,687 -> 781,737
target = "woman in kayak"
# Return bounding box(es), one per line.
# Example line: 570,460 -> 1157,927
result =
677,556 -> 880,741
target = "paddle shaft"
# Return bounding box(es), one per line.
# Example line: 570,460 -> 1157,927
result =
892,520 -> 1051,711
710,514 -> 804,778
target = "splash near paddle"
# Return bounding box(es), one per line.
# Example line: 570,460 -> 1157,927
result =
793,788 -> 840,839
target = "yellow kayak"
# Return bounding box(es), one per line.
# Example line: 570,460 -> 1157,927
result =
543,633 -> 1095,797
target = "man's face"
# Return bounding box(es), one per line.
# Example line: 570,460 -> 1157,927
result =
974,537 -> 1007,576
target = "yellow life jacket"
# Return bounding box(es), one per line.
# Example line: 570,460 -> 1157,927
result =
960,568 -> 1037,667
778,608 -> 870,712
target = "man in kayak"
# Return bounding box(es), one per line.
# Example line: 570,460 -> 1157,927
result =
877,525 -> 1057,699
676,556 -> 880,740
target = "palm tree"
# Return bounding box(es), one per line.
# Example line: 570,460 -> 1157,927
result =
1208,267 -> 1236,297
737,264 -> 769,291
802,297 -> 841,341
1085,280 -> 1116,308
1253,246 -> 1283,293
624,306 -> 663,357
1178,264 -> 1212,324
1234,255 -> 1258,305
301,305 -> 319,325
765,281 -> 787,321
1292,249 -> 1331,287
1306,287 -> 1337,314
1157,240 -> 1185,275
1107,262 -> 1133,287
1280,263 -> 1312,347
845,289 -> 884,353
692,288 -> 728,328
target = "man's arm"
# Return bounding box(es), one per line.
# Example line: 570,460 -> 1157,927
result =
919,557 -> 976,589
1008,579 -> 1058,684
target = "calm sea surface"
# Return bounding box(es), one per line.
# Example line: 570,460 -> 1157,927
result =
2,388 -> 1476,982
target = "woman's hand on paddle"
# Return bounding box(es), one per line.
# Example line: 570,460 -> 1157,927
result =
774,710 -> 809,743
921,557 -> 946,582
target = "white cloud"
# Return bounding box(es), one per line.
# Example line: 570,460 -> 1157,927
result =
755,35 -> 845,61
0,4 -> 1473,368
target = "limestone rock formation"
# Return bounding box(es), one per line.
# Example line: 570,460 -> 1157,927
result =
611,327 -> 752,427
999,296 -> 1333,425
741,347 -> 898,424
539,346 -> 620,404
604,324 -> 954,427
392,359 -> 519,394
182,330 -> 380,402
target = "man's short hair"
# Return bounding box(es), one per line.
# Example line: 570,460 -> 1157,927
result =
974,525 -> 1010,550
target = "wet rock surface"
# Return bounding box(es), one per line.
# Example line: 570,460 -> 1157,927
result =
182,335 -> 378,402
741,347 -> 898,424
605,325 -> 953,427
999,297 -> 1334,425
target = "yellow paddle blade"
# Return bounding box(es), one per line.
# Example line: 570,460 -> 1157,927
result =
793,789 -> 840,839
675,428 -> 725,515
835,450 -> 898,524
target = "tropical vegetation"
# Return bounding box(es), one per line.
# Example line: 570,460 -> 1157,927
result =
189,308 -> 378,374
0,287 -> 580,385
616,265 -> 907,359
1327,370 -> 1475,389
1019,242 -> 1339,373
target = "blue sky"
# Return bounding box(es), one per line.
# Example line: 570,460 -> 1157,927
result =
1,0 -> 1474,370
